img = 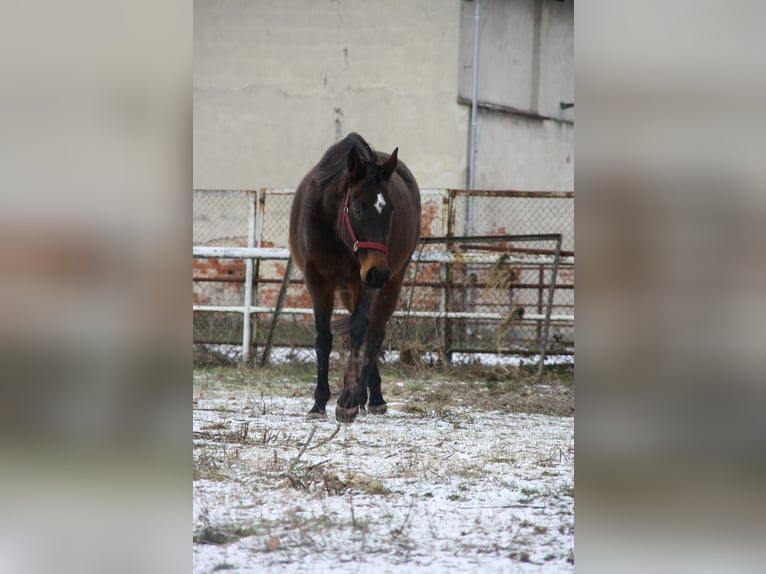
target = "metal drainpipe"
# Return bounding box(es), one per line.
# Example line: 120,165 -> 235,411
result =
466,0 -> 481,335
468,0 -> 481,200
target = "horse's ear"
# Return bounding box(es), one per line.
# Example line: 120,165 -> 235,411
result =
382,148 -> 398,180
348,147 -> 367,183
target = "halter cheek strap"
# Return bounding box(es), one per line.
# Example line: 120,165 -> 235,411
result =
341,189 -> 389,256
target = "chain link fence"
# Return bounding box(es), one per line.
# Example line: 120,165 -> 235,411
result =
193,190 -> 252,355
193,189 -> 573,365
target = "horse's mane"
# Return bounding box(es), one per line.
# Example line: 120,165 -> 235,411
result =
314,132 -> 376,192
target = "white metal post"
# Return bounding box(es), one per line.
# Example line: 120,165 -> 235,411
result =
242,192 -> 257,363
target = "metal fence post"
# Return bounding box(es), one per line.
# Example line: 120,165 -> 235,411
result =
242,192 -> 257,363
537,234 -> 562,381
260,256 -> 293,367
442,190 -> 457,363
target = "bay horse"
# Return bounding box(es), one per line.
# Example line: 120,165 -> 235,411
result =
289,133 -> 421,423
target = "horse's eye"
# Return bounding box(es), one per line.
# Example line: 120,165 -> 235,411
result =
352,203 -> 363,216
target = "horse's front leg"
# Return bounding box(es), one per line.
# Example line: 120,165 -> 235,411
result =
306,271 -> 335,419
336,290 -> 375,423
309,313 -> 333,418
359,274 -> 403,414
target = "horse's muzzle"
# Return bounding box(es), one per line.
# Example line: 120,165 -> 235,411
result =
359,251 -> 390,290
364,267 -> 390,290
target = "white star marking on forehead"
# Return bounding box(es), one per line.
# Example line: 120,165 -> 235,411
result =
374,193 -> 387,214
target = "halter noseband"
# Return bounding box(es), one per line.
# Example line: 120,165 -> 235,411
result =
341,188 -> 389,256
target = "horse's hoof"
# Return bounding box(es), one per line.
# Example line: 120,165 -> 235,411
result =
368,402 -> 387,415
308,403 -> 327,419
335,405 -> 359,423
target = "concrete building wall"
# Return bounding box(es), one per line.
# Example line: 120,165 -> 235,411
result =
194,0 -> 468,190
458,0 -> 574,190
194,0 -> 573,191
474,114 -> 573,190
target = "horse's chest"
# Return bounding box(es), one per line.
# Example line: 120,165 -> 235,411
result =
310,246 -> 358,282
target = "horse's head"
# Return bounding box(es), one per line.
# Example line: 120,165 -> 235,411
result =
343,146 -> 398,290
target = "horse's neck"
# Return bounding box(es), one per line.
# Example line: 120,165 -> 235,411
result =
319,185 -> 345,234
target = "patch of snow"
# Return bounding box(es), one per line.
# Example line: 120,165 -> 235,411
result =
194,391 -> 574,573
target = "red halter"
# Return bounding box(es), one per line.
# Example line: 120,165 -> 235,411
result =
341,189 -> 389,256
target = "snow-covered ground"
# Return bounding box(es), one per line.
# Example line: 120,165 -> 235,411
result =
193,380 -> 574,573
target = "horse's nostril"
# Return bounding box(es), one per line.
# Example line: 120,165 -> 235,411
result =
366,268 -> 390,288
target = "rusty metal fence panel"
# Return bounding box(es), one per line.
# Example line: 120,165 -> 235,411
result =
193,189 -> 574,365
444,190 -> 574,360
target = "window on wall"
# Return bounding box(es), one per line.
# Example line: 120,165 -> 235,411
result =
458,0 -> 573,122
